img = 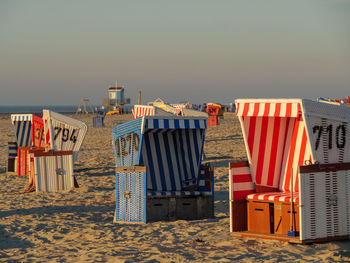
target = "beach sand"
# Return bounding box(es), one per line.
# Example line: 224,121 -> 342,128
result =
1,114 -> 350,262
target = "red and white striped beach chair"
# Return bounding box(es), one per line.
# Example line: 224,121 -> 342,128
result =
231,99 -> 350,243
132,105 -> 174,119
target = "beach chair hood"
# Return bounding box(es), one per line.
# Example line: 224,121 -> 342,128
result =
112,115 -> 207,192
235,98 -> 350,192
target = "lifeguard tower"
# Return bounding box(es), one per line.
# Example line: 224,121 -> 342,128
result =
102,81 -> 130,111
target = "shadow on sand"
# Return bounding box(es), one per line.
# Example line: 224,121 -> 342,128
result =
205,134 -> 242,142
0,225 -> 34,250
0,204 -> 114,225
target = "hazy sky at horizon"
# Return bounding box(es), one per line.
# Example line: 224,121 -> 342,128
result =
1,0 -> 349,105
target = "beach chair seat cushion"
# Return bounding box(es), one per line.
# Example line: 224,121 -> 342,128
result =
246,192 -> 299,204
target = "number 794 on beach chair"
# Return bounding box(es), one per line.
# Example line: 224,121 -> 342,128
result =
31,110 -> 87,192
10,111 -> 87,193
230,98 -> 350,243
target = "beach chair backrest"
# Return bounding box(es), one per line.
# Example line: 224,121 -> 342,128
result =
235,100 -> 311,193
112,117 -> 143,168
132,105 -> 174,119
133,105 -> 155,119
141,117 -> 206,191
11,114 -> 33,147
207,105 -> 220,116
32,114 -> 45,147
43,110 -> 88,163
302,100 -> 350,164
277,114 -> 313,192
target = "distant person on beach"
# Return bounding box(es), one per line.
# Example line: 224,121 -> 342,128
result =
200,103 -> 207,112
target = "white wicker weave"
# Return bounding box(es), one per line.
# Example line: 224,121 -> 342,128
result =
299,168 -> 350,241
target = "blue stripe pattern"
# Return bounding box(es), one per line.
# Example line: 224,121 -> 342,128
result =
13,121 -> 32,147
112,117 -> 143,167
112,117 -> 143,138
12,115 -> 32,121
112,116 -> 208,192
7,142 -> 18,158
145,118 -> 207,130
141,128 -> 205,191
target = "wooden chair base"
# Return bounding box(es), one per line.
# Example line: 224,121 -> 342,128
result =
246,200 -> 299,235
231,199 -> 302,242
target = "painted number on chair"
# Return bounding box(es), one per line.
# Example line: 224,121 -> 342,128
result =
34,128 -> 45,142
115,133 -> 140,157
54,127 -> 78,143
312,124 -> 346,150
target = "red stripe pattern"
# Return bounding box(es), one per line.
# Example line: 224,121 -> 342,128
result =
229,162 -> 255,200
236,102 -> 301,117
247,192 -> 299,204
32,115 -> 44,147
279,117 -> 312,192
133,106 -> 155,119
236,101 -> 312,193
17,148 -> 29,176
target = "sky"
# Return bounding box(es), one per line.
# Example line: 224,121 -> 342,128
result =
0,0 -> 349,106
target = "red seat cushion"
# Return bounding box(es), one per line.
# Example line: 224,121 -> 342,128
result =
247,192 -> 299,204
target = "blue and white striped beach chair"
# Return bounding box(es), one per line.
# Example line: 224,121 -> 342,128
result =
11,114 -> 33,147
112,115 -> 213,223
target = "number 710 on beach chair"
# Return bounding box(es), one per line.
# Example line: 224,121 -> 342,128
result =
230,99 -> 350,243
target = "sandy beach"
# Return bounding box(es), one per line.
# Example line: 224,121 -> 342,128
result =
1,113 -> 350,262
